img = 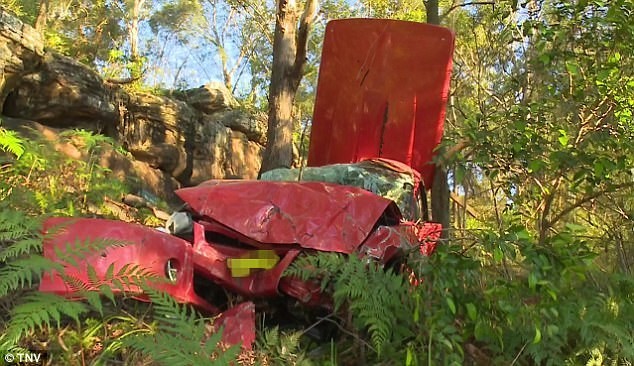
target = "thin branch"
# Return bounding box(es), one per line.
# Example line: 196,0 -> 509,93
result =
442,2 -> 495,20
316,316 -> 378,354
546,182 -> 634,230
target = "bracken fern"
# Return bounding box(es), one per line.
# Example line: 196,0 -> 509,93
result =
286,253 -> 413,357
0,207 -> 237,364
122,286 -> 239,365
0,123 -> 25,159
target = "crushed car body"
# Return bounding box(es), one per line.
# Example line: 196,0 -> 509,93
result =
39,18 -> 455,349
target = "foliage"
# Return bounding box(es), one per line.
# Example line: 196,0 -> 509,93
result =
254,326 -> 314,365
0,123 -> 25,159
0,202 -> 237,364
0,127 -> 129,217
2,0 -> 634,364
122,287 -> 240,365
404,220 -> 634,365
287,253 -> 414,359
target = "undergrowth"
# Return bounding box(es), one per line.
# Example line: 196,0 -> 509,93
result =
0,206 -> 237,365
0,124 -> 237,365
3,119 -> 634,365
287,253 -> 414,360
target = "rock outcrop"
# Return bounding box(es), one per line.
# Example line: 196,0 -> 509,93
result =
0,8 -> 266,204
185,82 -> 239,114
3,52 -> 118,130
0,8 -> 44,112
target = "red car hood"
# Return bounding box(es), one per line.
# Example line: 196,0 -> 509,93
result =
176,180 -> 401,253
307,19 -> 455,188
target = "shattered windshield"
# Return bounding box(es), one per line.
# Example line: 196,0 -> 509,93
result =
260,159 -> 421,221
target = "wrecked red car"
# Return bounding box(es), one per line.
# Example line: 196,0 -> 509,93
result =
39,19 -> 455,349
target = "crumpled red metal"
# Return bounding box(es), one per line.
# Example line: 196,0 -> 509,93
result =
213,301 -> 256,350
176,180 -> 402,253
39,217 -> 218,314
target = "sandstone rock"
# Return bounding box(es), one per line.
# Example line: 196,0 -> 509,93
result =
128,143 -> 187,177
0,116 -> 83,159
99,147 -> 182,204
214,109 -> 267,145
121,92 -> 195,177
3,52 -> 118,129
188,115 -> 263,185
0,8 -> 44,112
123,92 -> 265,185
0,10 -> 265,202
185,82 -> 239,114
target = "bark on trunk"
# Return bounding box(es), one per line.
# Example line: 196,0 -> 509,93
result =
34,0 -> 50,32
259,0 -> 317,176
426,0 -> 451,238
129,0 -> 145,61
425,0 -> 440,25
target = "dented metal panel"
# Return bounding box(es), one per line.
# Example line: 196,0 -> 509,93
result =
191,222 -> 302,298
308,19 -> 455,188
176,180 -> 401,253
39,218 -> 218,314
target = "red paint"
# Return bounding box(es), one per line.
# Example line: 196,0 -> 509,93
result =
308,19 -> 455,188
39,218 -> 218,314
214,301 -> 256,350
176,180 -> 401,253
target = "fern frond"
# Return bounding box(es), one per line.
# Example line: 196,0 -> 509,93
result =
0,127 -> 25,158
0,255 -> 61,297
58,129 -> 117,152
0,210 -> 39,237
53,237 -> 130,267
286,252 -> 414,356
122,287 -> 239,365
124,331 -> 238,366
143,286 -> 205,338
0,292 -> 89,350
0,237 -> 43,262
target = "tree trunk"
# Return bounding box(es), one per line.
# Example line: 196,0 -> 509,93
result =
426,0 -> 451,237
129,0 -> 145,61
425,0 -> 440,25
34,0 -> 50,32
259,0 -> 317,176
432,166 -> 450,237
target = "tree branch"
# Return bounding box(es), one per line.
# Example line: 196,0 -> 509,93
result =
293,0 -> 318,80
441,1 -> 495,19
546,182 -> 634,231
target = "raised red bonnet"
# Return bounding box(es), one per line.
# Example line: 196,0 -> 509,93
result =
308,19 -> 455,189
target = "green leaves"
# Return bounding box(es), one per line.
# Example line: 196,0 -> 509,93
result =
287,253 -> 414,358
557,129 -> 570,147
446,297 -> 457,315
532,326 -> 542,344
0,292 -> 90,350
122,287 -> 239,365
0,127 -> 25,159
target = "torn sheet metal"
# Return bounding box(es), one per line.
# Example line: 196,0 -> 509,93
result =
191,222 -> 302,298
213,301 -> 256,350
416,222 -> 443,256
176,180 -> 402,254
